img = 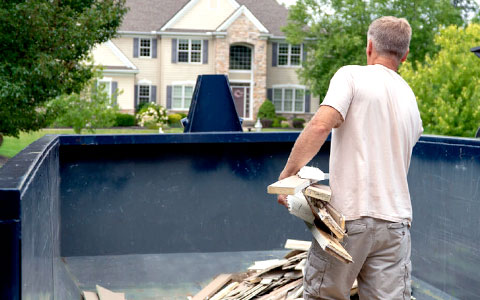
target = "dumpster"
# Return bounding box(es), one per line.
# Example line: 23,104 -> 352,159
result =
0,132 -> 479,299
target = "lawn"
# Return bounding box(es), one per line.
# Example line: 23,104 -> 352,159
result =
0,128 -> 182,158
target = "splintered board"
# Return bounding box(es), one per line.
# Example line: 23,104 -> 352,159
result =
304,184 -> 331,202
267,176 -> 311,195
305,222 -> 353,264
317,206 -> 346,240
325,203 -> 345,231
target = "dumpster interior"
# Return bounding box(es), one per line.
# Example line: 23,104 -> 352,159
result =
0,133 -> 479,299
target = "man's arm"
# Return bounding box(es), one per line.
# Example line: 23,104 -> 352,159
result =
277,105 -> 343,207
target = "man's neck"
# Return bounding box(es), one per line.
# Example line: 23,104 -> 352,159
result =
368,56 -> 399,72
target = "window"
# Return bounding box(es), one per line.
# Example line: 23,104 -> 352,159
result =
97,80 -> 112,100
273,87 -> 305,113
139,38 -> 151,58
138,85 -> 151,104
230,45 -> 252,70
178,39 -> 202,63
172,85 -> 194,109
278,43 -> 302,66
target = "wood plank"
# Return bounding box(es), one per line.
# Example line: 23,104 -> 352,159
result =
284,239 -> 311,251
210,282 -> 239,300
83,291 -> 99,300
304,184 -> 331,202
96,285 -> 125,300
306,222 -> 353,263
267,176 -> 311,195
325,203 -> 345,231
317,206 -> 346,240
248,259 -> 287,271
192,273 -> 233,300
256,278 -> 303,300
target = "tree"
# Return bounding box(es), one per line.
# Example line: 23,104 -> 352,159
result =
283,0 -> 477,99
49,72 -> 119,134
0,0 -> 127,138
400,24 -> 480,137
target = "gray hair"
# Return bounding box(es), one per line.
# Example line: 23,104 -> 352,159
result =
367,16 -> 412,61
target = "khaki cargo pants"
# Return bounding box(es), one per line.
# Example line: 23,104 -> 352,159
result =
303,217 -> 411,300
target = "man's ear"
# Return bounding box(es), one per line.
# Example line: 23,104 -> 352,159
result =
400,49 -> 409,62
366,40 -> 373,56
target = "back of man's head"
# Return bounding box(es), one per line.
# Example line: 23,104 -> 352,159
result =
367,16 -> 411,62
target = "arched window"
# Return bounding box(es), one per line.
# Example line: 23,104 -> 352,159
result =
229,45 -> 252,70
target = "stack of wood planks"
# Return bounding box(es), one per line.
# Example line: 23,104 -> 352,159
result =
191,239 -> 358,300
83,285 -> 125,300
267,167 -> 352,264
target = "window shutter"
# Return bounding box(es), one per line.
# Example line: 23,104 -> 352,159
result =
305,90 -> 311,113
272,42 -> 278,67
171,39 -> 177,63
151,85 -> 157,103
302,43 -> 307,62
111,81 -> 118,104
166,85 -> 172,109
203,40 -> 208,64
152,38 -> 157,58
267,88 -> 273,101
134,85 -> 138,108
133,38 -> 139,58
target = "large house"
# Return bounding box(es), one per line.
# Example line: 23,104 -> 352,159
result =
91,0 -> 319,124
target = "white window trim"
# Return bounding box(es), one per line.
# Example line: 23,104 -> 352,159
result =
172,84 -> 194,111
177,39 -> 203,64
277,43 -> 303,68
139,37 -> 152,58
272,86 -> 306,113
138,84 -> 151,104
97,77 -> 113,100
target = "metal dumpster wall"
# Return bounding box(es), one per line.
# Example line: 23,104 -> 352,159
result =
0,136 -> 81,300
58,133 -> 329,256
409,135 -> 480,299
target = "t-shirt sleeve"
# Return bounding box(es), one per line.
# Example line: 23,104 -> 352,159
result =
320,66 -> 355,120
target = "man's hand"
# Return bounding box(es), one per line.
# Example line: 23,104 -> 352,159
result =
277,169 -> 293,209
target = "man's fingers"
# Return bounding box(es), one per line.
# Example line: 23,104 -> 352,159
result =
277,194 -> 288,208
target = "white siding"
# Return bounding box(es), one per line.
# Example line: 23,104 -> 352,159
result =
171,0 -> 236,30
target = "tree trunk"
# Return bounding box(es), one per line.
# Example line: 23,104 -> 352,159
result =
0,133 -> 3,147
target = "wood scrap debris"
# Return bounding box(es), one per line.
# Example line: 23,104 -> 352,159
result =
267,167 -> 352,263
191,239 -> 358,300
83,285 -> 125,300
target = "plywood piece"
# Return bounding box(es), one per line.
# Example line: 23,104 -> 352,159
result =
248,259 -> 287,271
267,176 -> 311,195
304,184 -> 331,202
317,206 -> 346,240
192,273 -> 233,300
325,203 -> 345,231
284,239 -> 311,251
210,282 -> 239,300
306,222 -> 353,263
96,285 -> 125,300
83,291 -> 99,300
257,278 -> 303,300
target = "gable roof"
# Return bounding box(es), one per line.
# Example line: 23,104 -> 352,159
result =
217,5 -> 269,33
119,0 -> 289,36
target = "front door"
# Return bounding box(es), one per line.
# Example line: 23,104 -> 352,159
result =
231,84 -> 250,119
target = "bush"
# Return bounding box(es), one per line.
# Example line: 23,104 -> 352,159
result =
257,100 -> 276,120
136,103 -> 168,129
281,120 -> 290,128
168,113 -> 183,127
272,116 -> 287,128
292,118 -> 306,129
260,118 -> 273,128
179,112 -> 187,118
114,113 -> 136,127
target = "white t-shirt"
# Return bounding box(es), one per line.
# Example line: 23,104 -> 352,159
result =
321,64 -> 423,223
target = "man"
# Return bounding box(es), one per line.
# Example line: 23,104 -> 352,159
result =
277,16 -> 423,299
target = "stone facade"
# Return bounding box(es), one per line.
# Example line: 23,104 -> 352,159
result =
214,13 -> 267,122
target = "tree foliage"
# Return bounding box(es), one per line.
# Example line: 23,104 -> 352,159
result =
49,74 -> 119,134
284,0 -> 477,99
0,0 -> 127,137
400,24 -> 480,137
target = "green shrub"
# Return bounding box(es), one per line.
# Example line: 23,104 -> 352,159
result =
281,120 -> 290,128
257,100 -> 276,120
260,118 -> 273,128
168,113 -> 183,127
179,112 -> 187,118
136,103 -> 168,129
292,118 -> 306,129
114,113 -> 136,127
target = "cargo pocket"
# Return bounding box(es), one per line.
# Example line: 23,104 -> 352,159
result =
403,261 -> 412,299
346,222 -> 367,235
304,252 -> 328,297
